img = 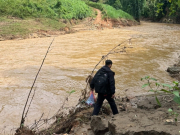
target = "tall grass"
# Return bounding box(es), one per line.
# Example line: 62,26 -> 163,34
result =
0,0 -> 92,19
86,1 -> 134,20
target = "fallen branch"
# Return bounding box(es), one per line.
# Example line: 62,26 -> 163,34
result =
20,38 -> 55,128
28,91 -> 74,133
31,113 -> 44,130
24,87 -> 37,120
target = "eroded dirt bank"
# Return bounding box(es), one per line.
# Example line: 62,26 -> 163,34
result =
25,94 -> 180,135
0,9 -> 138,41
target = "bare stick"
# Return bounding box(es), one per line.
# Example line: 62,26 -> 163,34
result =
91,38 -> 132,75
31,113 -> 44,130
20,38 -> 55,128
24,86 -> 37,119
29,92 -> 72,132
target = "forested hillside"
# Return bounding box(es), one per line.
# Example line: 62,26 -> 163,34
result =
90,0 -> 180,23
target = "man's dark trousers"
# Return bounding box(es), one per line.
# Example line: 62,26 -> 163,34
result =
92,93 -> 119,115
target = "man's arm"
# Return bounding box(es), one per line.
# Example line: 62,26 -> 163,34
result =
108,71 -> 115,94
90,78 -> 95,90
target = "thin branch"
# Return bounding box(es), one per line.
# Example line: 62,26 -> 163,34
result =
91,38 -> 132,75
82,38 -> 132,99
31,113 -> 44,130
24,86 -> 37,119
29,92 -> 72,132
20,38 -> 55,128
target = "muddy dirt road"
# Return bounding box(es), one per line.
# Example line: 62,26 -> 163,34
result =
1,22 -> 180,133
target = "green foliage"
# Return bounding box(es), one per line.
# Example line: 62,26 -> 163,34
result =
155,96 -> 161,106
178,0 -> 180,7
141,0 -> 180,21
86,1 -> 104,11
168,108 -> 179,123
173,96 -> 180,104
0,22 -> 30,36
141,0 -> 162,20
57,117 -> 61,123
67,90 -> 76,94
168,0 -> 180,15
0,17 -> 66,37
86,1 -> 134,20
113,0 -> 122,10
119,0 -> 145,22
102,0 -> 143,21
89,0 -> 180,21
141,76 -> 180,122
156,2 -> 164,15
0,0 -> 92,19
141,76 -> 180,106
38,18 -> 65,30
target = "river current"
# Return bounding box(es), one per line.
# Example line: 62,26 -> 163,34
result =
0,22 -> 180,133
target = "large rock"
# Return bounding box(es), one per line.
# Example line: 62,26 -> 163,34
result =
90,116 -> 109,135
108,109 -> 177,135
167,67 -> 180,74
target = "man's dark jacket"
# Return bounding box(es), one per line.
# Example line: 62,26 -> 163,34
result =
90,66 -> 115,94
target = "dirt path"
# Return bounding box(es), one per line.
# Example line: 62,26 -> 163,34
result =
92,9 -> 137,29
93,9 -> 113,29
72,9 -> 104,31
94,9 -> 102,25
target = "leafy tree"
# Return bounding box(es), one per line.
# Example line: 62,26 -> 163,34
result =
168,0 -> 180,15
113,0 -> 122,9
119,0 -> 144,22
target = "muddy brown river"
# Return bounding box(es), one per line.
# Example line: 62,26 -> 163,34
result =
1,22 -> 180,133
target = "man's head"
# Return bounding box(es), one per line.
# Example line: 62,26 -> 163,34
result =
105,60 -> 113,68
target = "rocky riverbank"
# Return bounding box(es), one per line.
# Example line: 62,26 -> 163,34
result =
16,94 -> 180,135
167,57 -> 180,81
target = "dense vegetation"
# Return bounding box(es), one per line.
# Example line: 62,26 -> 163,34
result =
86,1 -> 134,20
0,0 -> 179,23
0,0 -> 92,19
141,0 -> 180,22
0,0 -> 92,37
91,0 -> 180,23
88,0 -> 143,21
0,0 -> 135,20
0,0 -> 135,38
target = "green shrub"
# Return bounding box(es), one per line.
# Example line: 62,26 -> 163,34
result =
102,4 -> 134,19
0,0 -> 92,19
86,1 -> 134,20
86,2 -> 104,11
0,22 -> 30,36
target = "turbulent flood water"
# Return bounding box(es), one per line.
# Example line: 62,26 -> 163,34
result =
0,22 -> 180,133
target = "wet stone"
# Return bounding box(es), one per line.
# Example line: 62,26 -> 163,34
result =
167,67 -> 180,74
90,116 -> 109,135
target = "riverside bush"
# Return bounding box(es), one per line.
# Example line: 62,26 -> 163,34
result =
86,1 -> 134,20
0,0 -> 92,19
